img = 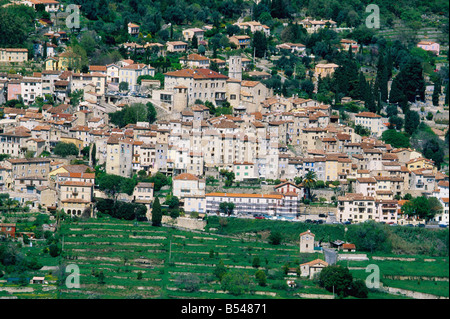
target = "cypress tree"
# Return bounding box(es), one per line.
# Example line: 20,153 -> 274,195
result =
389,76 -> 408,112
365,81 -> 377,113
358,71 -> 368,102
151,197 -> 162,227
432,78 -> 441,106
445,82 -> 449,106
385,47 -> 393,80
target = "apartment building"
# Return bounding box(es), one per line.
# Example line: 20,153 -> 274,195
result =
5,157 -> 52,180
164,68 -> 229,107
337,193 -> 398,224
58,180 -> 93,217
0,126 -> 32,157
354,112 -> 388,137
71,72 -> 107,96
105,136 -> 134,177
233,161 -> 257,181
21,77 -> 42,105
205,192 -> 285,216
119,63 -> 155,92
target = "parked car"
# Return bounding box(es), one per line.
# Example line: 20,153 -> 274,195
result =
343,221 -> 351,225
418,223 -> 425,228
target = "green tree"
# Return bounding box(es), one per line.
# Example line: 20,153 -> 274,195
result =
253,31 -> 267,58
404,111 -> 420,136
428,197 -> 443,221
147,102 -> 157,123
119,81 -> 129,92
268,231 -> 283,245
53,142 -> 79,157
432,78 -> 441,106
422,137 -> 444,170
252,256 -> 261,268
255,269 -> 267,286
221,270 -> 251,296
219,169 -> 235,187
97,174 -> 137,205
349,279 -> 369,298
191,34 -> 198,49
388,115 -> 404,131
346,220 -> 390,253
219,202 -> 235,216
318,265 -> 353,298
381,130 -> 410,148
214,259 -> 228,281
303,171 -> 317,200
151,197 -> 162,227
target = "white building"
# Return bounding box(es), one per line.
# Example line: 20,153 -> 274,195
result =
119,64 -> 155,92
21,77 -> 42,105
354,112 -> 388,137
173,172 -> 205,199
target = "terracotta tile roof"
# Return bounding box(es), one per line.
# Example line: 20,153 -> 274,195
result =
165,68 -> 228,79
206,192 -> 283,199
174,173 -> 199,181
355,111 -> 381,118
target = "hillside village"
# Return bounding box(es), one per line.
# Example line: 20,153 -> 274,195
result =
0,0 -> 449,230
0,0 -> 448,302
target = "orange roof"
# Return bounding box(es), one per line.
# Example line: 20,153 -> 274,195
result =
206,192 -> 283,199
165,68 -> 228,80
59,181 -> 93,187
300,230 -> 315,237
300,259 -> 328,267
173,173 -> 199,181
355,112 -> 381,118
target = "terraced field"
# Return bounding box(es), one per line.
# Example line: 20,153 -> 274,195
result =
4,216 -> 446,299
57,217 -> 326,299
